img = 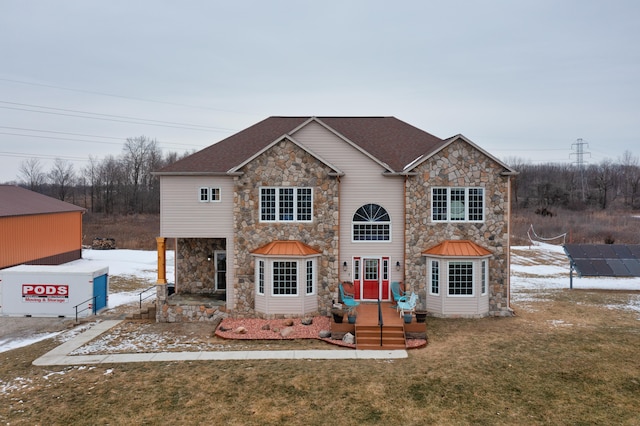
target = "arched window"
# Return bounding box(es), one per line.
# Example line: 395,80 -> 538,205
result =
352,204 -> 391,241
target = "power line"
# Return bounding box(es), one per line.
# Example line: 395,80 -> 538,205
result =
0,100 -> 236,132
0,151 -> 88,161
0,77 -> 256,116
0,105 -> 226,132
0,125 -> 128,141
0,127 -> 205,149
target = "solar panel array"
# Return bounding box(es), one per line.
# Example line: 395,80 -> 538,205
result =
563,244 -> 640,277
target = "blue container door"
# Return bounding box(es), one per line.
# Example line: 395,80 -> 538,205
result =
93,274 -> 108,312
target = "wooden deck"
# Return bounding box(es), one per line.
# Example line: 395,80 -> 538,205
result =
331,302 -> 427,350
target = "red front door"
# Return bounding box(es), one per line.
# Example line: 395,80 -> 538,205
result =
362,258 -> 379,300
353,256 -> 390,301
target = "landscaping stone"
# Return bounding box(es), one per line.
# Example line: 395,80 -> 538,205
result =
280,327 -> 294,337
342,332 -> 354,344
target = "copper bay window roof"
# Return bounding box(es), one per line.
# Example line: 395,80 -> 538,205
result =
251,240 -> 321,257
422,240 -> 492,257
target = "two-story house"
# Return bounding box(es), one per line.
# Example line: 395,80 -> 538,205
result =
154,116 -> 517,322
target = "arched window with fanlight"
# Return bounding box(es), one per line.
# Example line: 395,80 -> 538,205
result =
352,203 -> 391,241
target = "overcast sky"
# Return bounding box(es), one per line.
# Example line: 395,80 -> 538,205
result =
1,0 -> 639,183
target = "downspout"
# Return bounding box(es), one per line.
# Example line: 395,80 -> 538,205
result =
403,175 -> 407,288
507,175 -> 512,313
337,175 -> 341,302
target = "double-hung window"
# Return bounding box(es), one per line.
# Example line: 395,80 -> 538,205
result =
431,187 -> 484,222
199,187 -> 221,202
260,187 -> 313,222
430,260 -> 440,295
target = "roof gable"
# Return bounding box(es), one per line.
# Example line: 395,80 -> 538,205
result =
407,134 -> 518,175
154,116 -> 449,175
0,185 -> 85,217
228,134 -> 344,175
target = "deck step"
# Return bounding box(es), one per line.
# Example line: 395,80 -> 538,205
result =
355,325 -> 406,350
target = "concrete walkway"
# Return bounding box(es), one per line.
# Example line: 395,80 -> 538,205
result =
33,320 -> 408,366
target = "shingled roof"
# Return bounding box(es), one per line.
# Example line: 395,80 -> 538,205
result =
155,116 -> 449,175
0,185 -> 85,217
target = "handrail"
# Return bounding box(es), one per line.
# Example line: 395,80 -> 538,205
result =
73,296 -> 97,323
377,298 -> 383,347
138,285 -> 157,309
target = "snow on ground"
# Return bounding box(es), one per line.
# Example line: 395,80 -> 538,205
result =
2,244 -> 639,355
84,248 -> 175,309
0,332 -> 62,353
0,249 -> 174,354
511,242 -> 640,314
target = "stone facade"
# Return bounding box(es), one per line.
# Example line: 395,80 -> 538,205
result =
232,138 -> 340,317
404,139 -> 512,317
158,302 -> 226,323
175,238 -> 226,294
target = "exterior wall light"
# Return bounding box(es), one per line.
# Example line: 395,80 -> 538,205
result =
343,261 -> 348,271
396,261 -> 401,271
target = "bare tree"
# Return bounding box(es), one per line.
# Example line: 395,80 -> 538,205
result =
620,150 -> 640,208
590,160 -> 617,210
19,158 -> 46,191
48,158 -> 75,201
122,136 -> 159,213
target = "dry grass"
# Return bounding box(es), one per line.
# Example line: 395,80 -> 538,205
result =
1,291 -> 639,425
511,208 -> 640,246
83,213 -> 160,250
6,214 -> 631,424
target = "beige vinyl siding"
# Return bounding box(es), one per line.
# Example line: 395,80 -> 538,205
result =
293,122 -> 406,286
160,176 -> 234,237
161,176 -> 235,311
253,259 -> 318,316
426,258 -> 490,317
259,294 -> 317,316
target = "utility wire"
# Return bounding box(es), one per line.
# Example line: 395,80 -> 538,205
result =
0,151 -> 88,161
0,105 -> 229,132
0,100 -> 235,132
0,131 -> 205,150
0,128 -> 205,149
0,77 -> 256,116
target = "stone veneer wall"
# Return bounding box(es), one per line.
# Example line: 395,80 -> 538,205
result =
158,303 -> 227,323
176,238 -> 226,294
405,139 -> 513,317
232,138 -> 340,317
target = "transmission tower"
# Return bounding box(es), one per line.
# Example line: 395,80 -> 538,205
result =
570,138 -> 591,201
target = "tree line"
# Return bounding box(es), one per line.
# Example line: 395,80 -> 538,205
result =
15,136 -> 192,215
509,150 -> 640,211
9,138 -> 640,214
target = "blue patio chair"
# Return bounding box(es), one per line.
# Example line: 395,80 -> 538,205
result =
390,281 -> 409,308
338,283 -> 360,308
397,292 -> 418,317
